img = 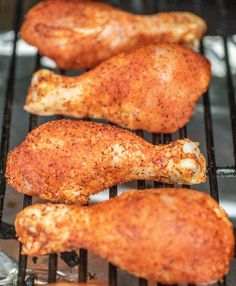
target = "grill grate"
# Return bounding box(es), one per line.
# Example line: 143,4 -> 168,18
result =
0,0 -> 236,285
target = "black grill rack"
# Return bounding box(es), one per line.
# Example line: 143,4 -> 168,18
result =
0,0 -> 236,285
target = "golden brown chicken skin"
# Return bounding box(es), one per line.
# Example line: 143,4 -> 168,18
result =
21,0 -> 206,70
15,188 -> 234,285
6,120 -> 206,204
25,44 -> 211,133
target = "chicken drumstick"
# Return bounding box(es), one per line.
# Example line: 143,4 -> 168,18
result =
6,120 -> 206,204
15,189 -> 234,285
25,44 -> 211,133
21,0 -> 207,69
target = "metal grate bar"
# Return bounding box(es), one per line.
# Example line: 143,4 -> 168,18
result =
137,179 -> 146,190
29,114 -> 38,131
78,248 -> 88,282
109,185 -> 118,198
222,36 -> 236,166
191,0 -> 220,204
17,52 -> 41,286
109,185 -> 118,286
179,126 -> 187,139
218,277 -> 227,286
77,129 -> 88,276
17,244 -> 28,286
109,264 -> 117,286
163,134 -> 172,144
28,53 -> 40,132
48,253 -> 58,283
201,44 -> 219,201
152,134 -> 162,145
216,0 -> 236,167
198,2 -> 228,285
17,194 -> 33,286
0,0 -> 22,232
139,278 -> 148,286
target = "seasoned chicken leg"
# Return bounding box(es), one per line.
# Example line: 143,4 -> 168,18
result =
21,0 -> 207,70
15,189 -> 234,285
25,44 -> 211,133
6,120 -> 206,204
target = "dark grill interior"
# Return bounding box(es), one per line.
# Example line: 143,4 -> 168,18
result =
0,0 -> 236,285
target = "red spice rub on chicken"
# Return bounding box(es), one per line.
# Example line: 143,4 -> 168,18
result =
15,189 -> 234,285
21,0 -> 207,69
25,44 -> 211,133
6,120 -> 206,204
